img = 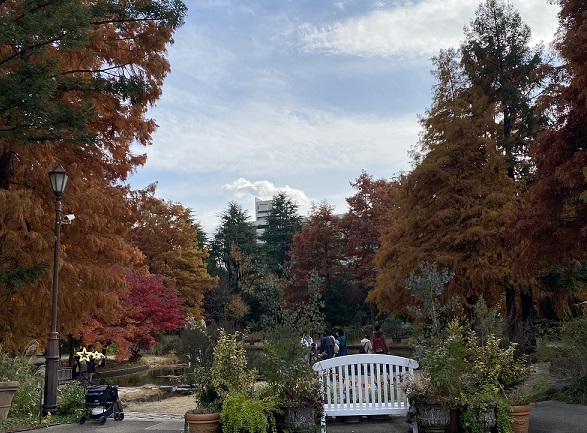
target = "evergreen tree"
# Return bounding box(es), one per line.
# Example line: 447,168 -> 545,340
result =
260,192 -> 303,277
461,0 -> 545,181
206,202 -> 257,325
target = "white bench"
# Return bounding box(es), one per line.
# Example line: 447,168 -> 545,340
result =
312,354 -> 419,432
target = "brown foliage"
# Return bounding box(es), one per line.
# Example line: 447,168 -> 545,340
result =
512,0 -> 587,317
0,1 -> 184,350
284,202 -> 344,306
129,186 -> 217,319
371,81 -> 528,317
339,171 -> 399,304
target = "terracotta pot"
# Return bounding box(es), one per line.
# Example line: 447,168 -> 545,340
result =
0,381 -> 19,419
510,404 -> 532,433
185,411 -> 221,433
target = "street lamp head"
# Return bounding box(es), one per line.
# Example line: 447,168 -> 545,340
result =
48,163 -> 69,196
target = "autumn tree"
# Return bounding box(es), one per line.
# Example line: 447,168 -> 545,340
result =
460,0 -> 545,181
371,2 -> 547,336
284,201 -> 350,325
340,171 -> 399,318
513,0 -> 587,318
0,0 -> 186,350
129,185 -> 217,318
79,268 -> 185,360
371,48 -> 524,320
259,192 -> 303,277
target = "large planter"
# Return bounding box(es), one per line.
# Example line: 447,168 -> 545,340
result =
281,405 -> 316,432
185,411 -> 221,433
0,381 -> 19,419
415,403 -> 451,433
476,404 -> 497,433
510,404 -> 532,433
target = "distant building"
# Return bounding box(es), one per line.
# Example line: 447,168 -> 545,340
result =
252,197 -> 272,241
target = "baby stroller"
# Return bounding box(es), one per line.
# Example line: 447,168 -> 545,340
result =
79,371 -> 124,425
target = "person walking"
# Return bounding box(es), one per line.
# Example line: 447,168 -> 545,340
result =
359,335 -> 372,354
335,328 -> 347,356
319,329 -> 336,359
371,324 -> 389,354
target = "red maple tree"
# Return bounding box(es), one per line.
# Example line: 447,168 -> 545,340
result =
79,268 -> 185,360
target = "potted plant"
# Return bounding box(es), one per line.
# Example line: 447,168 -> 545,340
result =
184,366 -> 222,433
406,321 -> 468,433
179,322 -> 221,433
0,344 -> 38,420
211,329 -> 278,433
405,375 -> 453,433
261,339 -> 322,432
505,378 -> 549,433
457,333 -> 530,433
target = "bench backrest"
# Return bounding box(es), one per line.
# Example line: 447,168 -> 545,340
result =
312,354 -> 419,416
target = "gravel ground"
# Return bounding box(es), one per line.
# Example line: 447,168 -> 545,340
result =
110,355 -> 197,415
122,392 -> 195,414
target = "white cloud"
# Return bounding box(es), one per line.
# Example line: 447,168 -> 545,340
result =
145,102 -> 420,179
222,178 -> 312,208
298,0 -> 558,58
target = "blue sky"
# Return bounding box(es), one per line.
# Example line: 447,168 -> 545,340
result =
128,0 -> 559,235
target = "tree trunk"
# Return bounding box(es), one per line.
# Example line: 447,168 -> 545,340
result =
0,149 -> 12,190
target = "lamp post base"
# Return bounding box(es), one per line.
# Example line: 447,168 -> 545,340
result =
42,332 -> 59,415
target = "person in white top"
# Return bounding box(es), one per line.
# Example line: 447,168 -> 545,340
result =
300,331 -> 313,348
301,331 -> 314,363
360,335 -> 373,354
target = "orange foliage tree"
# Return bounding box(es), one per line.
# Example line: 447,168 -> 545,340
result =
129,185 -> 217,318
371,49 -> 527,318
513,0 -> 587,318
339,171 -> 399,313
0,0 -> 186,350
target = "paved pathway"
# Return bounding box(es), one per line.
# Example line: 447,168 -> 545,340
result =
33,401 -> 587,433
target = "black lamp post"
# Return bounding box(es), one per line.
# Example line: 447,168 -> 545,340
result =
43,163 -> 69,414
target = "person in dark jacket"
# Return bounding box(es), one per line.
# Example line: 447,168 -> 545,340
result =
319,329 -> 335,359
335,328 -> 347,356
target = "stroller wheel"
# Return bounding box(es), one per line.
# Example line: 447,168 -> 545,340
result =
79,415 -> 86,424
99,416 -> 107,425
114,413 -> 119,421
116,412 -> 124,421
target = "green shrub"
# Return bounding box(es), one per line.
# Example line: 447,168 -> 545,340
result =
58,381 -> 85,416
556,316 -> 587,403
0,348 -> 40,418
220,391 -> 277,433
211,330 -> 255,399
148,334 -> 181,356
